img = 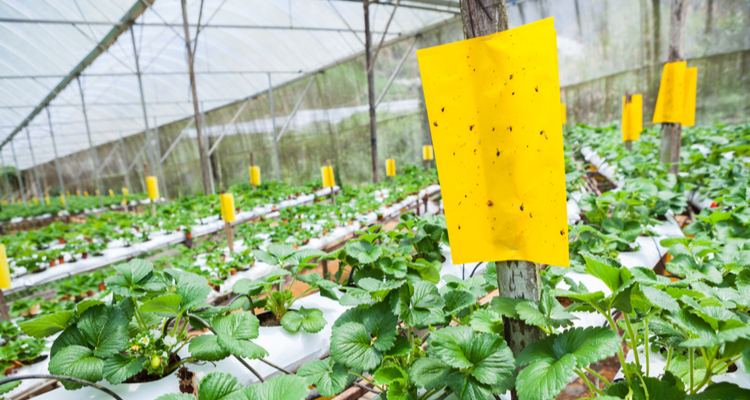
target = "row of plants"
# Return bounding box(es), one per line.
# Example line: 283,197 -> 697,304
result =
0,193 -> 148,223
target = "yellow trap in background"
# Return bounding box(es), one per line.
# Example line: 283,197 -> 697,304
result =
417,18 -> 569,267
622,94 -> 643,141
652,61 -> 697,126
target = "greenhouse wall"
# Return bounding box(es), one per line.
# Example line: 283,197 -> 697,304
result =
31,0 -> 750,199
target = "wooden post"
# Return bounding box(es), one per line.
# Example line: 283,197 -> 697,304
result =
660,0 -> 687,174
0,292 -> 9,321
459,3 -> 543,399
327,160 -> 336,206
624,92 -> 633,151
250,152 -> 256,190
364,1 -> 379,184
225,222 -> 234,253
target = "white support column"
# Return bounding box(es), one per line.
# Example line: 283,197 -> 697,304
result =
25,128 -> 43,199
10,140 -> 26,206
47,108 -> 67,208
268,73 -> 281,182
77,76 -> 104,208
118,132 -> 131,193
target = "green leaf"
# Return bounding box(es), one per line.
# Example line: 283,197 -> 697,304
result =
50,326 -> 86,357
396,282 -> 445,326
267,244 -> 297,262
48,345 -> 104,390
517,326 -> 621,368
242,374 -> 309,400
445,371 -> 492,400
488,296 -> 524,319
642,286 -> 680,312
346,241 -> 383,264
19,310 -> 74,338
330,322 -> 382,371
516,354 -> 576,400
410,357 -> 451,390
141,294 -> 182,317
214,311 -> 260,340
469,309 -> 504,334
198,372 -> 243,400
297,359 -> 348,398
687,382 -> 750,400
103,354 -> 148,385
216,331 -> 268,360
75,299 -> 104,316
374,365 -> 407,385
516,290 -> 577,328
334,303 -> 397,353
189,334 -> 229,361
357,278 -> 405,302
114,259 -> 153,284
280,307 -> 326,333
0,376 -> 21,396
582,253 -> 631,292
78,305 -> 129,358
287,249 -> 326,266
443,290 -> 477,316
742,347 -> 750,373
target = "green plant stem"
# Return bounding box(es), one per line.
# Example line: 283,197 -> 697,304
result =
583,366 -> 611,387
644,322 -> 650,377
598,305 -> 631,385
575,369 -> 606,397
165,357 -> 197,374
419,387 -> 440,400
623,316 -> 641,371
348,371 -> 385,392
665,347 -> 674,371
692,351 -> 714,394
689,348 -> 694,392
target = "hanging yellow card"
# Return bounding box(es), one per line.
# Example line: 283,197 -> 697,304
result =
122,188 -> 129,196
220,193 -> 235,223
146,176 -> 159,200
321,166 -> 335,188
682,67 -> 697,127
653,61 -> 686,124
622,94 -> 643,141
386,159 -> 396,176
561,103 -> 567,125
417,17 -> 569,267
109,189 -> 114,198
0,244 -> 10,289
422,145 -> 434,160
250,166 -> 261,185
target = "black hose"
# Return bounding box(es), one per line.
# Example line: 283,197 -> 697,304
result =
0,375 -> 123,400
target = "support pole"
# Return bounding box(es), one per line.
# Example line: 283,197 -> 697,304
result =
154,117 -> 168,200
268,73 -> 281,182
118,132 -> 131,193
376,38 -> 418,108
660,0 -> 687,174
364,1 -> 379,184
180,0 -> 212,195
1,154 -> 11,202
130,27 -> 157,174
77,76 -> 104,208
275,75 -> 317,142
200,102 -> 216,194
624,93 -> 633,152
459,3 -> 540,400
10,141 -> 26,206
25,128 -> 43,200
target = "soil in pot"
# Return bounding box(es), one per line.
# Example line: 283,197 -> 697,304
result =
256,310 -> 297,327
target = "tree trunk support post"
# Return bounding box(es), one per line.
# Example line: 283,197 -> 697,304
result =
364,1 -> 379,184
624,93 -> 633,152
268,74 -> 282,182
459,2 -> 543,399
660,0 -> 687,174
0,291 -> 10,321
180,0 -> 212,195
77,76 -> 104,209
25,128 -> 43,200
328,159 -> 336,206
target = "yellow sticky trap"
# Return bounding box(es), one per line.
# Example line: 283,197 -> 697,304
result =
122,188 -> 129,197
321,166 -> 335,188
0,244 -> 10,289
33,197 -> 38,205
220,193 -> 235,223
109,189 -> 114,198
653,61 -> 686,124
84,191 -> 89,197
561,103 -> 567,125
250,166 -> 261,185
45,195 -> 50,206
417,17 -> 569,267
66,190 -> 70,197
622,94 -> 643,141
422,145 -> 434,160
146,176 -> 159,200
95,190 -> 100,196
682,67 -> 697,127
386,159 -> 396,176
75,190 -> 80,196
60,195 -> 66,206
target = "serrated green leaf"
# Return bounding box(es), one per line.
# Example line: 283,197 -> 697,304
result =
0,376 -> 21,396
50,325 -> 86,357
642,286 -> 680,312
280,307 -> 326,333
141,294 -> 182,317
330,322 -> 381,371
469,309 -> 504,334
242,374 -> 308,400
687,382 -> 750,400
443,290 -> 477,315
189,334 -> 229,361
297,359 -> 348,398
374,365 -> 407,385
75,299 -> 103,317
78,305 -> 129,358
410,357 -> 450,390
516,326 -> 620,368
516,353 -> 576,400
19,310 -> 74,338
445,371 -> 492,400
48,345 -> 104,390
198,372 -> 243,400
346,241 -> 383,264
102,354 -> 147,385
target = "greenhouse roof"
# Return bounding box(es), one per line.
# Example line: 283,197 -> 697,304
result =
0,0 -> 458,170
